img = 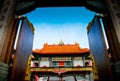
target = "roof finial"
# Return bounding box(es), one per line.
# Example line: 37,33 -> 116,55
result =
59,40 -> 64,46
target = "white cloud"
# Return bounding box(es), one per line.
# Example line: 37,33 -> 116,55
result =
33,23 -> 89,49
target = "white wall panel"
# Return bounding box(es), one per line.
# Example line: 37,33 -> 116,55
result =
73,60 -> 83,67
40,61 -> 49,67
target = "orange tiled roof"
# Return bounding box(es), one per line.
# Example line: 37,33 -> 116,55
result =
33,43 -> 90,55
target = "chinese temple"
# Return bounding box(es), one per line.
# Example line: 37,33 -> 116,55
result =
30,42 -> 98,81
1,0 -> 120,81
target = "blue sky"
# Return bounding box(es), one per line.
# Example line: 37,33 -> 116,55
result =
25,7 -> 96,49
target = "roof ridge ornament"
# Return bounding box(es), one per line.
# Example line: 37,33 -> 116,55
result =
59,40 -> 64,46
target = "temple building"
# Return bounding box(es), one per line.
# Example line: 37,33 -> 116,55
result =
1,0 -> 120,81
30,42 -> 98,81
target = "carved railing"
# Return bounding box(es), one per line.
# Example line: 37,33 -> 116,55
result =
0,62 -> 9,81
31,67 -> 93,73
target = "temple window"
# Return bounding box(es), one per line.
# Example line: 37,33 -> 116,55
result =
73,57 -> 84,67
39,57 -> 50,67
31,60 -> 39,67
84,59 -> 92,67
51,57 -> 72,67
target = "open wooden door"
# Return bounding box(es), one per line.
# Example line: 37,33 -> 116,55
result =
87,16 -> 113,81
10,17 -> 34,81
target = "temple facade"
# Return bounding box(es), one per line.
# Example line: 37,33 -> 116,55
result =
0,0 -> 120,81
30,43 -> 98,81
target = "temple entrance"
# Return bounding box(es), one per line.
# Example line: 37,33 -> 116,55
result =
87,16 -> 113,81
0,0 -> 120,81
8,17 -> 34,81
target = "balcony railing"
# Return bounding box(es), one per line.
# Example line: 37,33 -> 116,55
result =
31,66 -> 93,73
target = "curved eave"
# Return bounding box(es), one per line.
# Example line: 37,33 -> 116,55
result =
15,0 -> 107,15
33,51 -> 90,54
32,50 -> 90,56
84,1 -> 107,14
15,1 -> 36,15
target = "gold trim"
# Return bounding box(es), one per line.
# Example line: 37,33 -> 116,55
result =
31,67 -> 93,72
25,55 -> 33,80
